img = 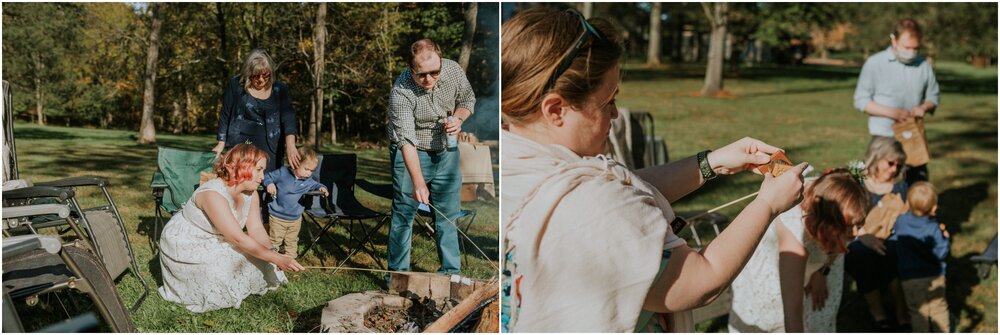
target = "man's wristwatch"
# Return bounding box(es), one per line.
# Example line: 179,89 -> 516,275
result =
819,265 -> 831,276
697,150 -> 717,181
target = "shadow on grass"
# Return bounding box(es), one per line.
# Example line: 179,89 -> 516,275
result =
11,126 -> 84,140
947,252 -> 987,332
298,217 -> 387,286
291,303 -> 327,332
937,182 -> 990,236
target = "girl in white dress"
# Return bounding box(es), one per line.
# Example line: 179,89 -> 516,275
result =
158,144 -> 305,313
729,169 -> 870,332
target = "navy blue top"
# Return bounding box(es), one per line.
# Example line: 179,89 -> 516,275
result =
872,181 -> 909,242
894,212 -> 950,279
217,76 -> 297,155
263,167 -> 324,220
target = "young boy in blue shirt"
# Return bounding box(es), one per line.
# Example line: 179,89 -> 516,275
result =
264,147 -> 327,258
894,181 -> 950,332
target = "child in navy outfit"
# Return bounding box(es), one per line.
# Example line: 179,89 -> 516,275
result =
894,181 -> 950,332
263,147 -> 327,258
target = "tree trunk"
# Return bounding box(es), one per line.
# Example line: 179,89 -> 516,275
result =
216,3 -> 228,80
139,3 -> 162,144
328,93 -> 336,144
459,3 -> 478,71
309,3 -> 327,147
700,3 -> 727,96
646,2 -> 662,67
32,54 -> 44,126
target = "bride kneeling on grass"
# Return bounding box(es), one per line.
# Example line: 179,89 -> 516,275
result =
158,144 -> 305,313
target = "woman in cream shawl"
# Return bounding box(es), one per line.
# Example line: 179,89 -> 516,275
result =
500,7 -> 809,332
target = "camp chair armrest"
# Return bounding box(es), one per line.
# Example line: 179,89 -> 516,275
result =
3,234 -> 63,257
3,186 -> 75,202
313,194 -> 337,214
2,204 -> 72,220
35,176 -> 109,188
150,171 -> 167,196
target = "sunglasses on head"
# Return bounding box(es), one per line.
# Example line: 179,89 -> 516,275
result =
543,9 -> 608,92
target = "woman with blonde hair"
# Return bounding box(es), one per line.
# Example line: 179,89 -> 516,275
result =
501,7 -> 808,332
846,136 -> 913,331
159,144 -> 304,313
213,49 -> 300,172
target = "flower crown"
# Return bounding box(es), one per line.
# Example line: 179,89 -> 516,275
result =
822,160 -> 866,185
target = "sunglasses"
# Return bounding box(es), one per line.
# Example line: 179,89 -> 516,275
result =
414,69 -> 441,80
543,9 -> 608,92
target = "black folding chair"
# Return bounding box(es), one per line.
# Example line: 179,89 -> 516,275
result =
300,154 -> 390,269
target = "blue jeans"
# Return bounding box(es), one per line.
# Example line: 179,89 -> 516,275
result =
388,144 -> 462,274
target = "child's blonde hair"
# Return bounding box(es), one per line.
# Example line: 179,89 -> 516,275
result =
297,146 -> 319,166
907,181 -> 938,217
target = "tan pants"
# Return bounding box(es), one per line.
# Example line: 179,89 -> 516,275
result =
269,215 -> 302,258
901,275 -> 950,332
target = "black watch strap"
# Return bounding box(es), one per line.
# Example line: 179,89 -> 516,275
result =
698,150 -> 717,181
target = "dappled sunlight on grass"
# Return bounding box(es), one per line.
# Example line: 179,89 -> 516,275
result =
10,123 -> 499,332
618,61 -> 996,332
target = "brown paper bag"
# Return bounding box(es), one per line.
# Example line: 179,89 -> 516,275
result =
863,192 -> 907,240
892,117 -> 930,166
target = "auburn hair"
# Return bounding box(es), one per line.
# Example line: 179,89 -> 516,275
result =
800,169 -> 871,254
215,144 -> 267,186
501,7 -> 623,126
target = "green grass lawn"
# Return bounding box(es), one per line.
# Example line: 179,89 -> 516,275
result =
619,60 -> 997,332
9,124 -> 499,332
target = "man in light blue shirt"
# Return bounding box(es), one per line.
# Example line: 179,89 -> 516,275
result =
853,18 -> 939,184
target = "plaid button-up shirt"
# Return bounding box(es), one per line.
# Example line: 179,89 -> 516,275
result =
387,58 -> 476,151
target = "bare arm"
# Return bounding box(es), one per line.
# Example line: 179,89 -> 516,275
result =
634,156 -> 701,203
198,191 -> 303,271
243,193 -> 272,248
636,137 -> 782,203
642,163 -> 808,312
777,219 -> 807,332
643,199 -> 775,312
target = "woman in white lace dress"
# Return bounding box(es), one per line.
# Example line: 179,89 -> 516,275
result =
729,169 -> 870,332
158,144 -> 305,313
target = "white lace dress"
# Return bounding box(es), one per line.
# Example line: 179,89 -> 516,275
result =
728,205 -> 844,332
158,178 -> 287,313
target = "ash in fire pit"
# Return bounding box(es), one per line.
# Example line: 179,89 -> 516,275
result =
364,296 -> 456,332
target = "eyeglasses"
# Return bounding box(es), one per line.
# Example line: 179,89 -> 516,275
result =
413,69 -> 441,80
543,9 -> 608,92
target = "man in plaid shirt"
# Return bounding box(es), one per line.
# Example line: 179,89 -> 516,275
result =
386,38 -> 475,276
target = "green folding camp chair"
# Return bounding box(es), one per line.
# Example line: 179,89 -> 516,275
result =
150,147 -> 217,249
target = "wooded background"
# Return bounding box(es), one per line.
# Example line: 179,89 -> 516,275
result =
504,3 -> 997,96
2,2 -> 500,144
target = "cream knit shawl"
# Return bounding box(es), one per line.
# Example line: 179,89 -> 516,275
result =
502,131 -> 686,332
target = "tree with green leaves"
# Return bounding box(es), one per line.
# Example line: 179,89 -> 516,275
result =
2,3 -> 84,126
